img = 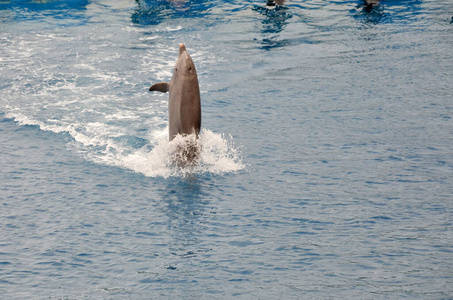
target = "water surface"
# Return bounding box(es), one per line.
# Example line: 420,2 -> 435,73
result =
1,0 -> 452,298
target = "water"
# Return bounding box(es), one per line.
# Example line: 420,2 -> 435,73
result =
1,0 -> 452,298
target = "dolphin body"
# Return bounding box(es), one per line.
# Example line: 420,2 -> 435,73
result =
149,43 -> 201,142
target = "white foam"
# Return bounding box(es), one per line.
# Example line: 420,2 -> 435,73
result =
117,129 -> 245,178
165,26 -> 184,32
6,113 -> 244,178
7,112 -> 71,134
199,130 -> 245,174
138,36 -> 161,42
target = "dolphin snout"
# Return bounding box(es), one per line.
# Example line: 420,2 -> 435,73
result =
179,43 -> 186,56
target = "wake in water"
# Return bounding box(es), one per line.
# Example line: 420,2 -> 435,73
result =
5,113 -> 244,178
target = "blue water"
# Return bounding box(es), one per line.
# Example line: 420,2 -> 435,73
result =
1,0 -> 452,298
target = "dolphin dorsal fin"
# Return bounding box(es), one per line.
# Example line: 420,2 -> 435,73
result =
149,82 -> 170,93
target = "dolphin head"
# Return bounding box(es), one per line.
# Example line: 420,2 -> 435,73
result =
173,43 -> 197,79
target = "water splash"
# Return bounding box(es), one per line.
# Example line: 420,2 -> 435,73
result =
120,129 -> 244,178
5,112 -> 244,178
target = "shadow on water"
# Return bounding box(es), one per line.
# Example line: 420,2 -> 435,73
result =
354,0 -> 385,24
351,0 -> 424,25
132,0 -> 214,26
158,176 -> 213,262
252,0 -> 293,50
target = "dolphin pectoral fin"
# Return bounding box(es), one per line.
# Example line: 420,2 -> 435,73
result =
149,82 -> 170,93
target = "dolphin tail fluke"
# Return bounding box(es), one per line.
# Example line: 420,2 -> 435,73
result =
149,82 -> 170,93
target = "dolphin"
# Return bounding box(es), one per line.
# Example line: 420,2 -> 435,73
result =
149,43 -> 201,142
